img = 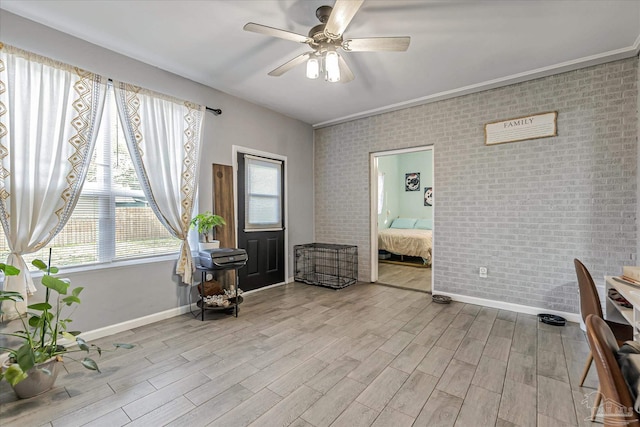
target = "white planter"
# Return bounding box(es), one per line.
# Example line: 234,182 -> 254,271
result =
2,357 -> 61,399
199,241 -> 220,251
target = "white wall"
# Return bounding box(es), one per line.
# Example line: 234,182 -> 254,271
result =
0,11 -> 315,332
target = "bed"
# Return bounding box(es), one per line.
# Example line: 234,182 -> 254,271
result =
378,218 -> 433,265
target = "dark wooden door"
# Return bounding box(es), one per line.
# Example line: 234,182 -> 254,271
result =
237,153 -> 285,291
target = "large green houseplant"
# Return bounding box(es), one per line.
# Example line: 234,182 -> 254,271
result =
0,258 -> 133,398
190,211 -> 226,250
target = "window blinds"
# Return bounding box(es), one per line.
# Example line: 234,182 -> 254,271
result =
244,155 -> 283,230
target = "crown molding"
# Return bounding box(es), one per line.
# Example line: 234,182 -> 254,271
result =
313,42 -> 640,129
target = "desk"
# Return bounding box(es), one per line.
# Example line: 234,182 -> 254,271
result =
605,276 -> 640,340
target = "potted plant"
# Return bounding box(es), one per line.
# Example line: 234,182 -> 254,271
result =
0,258 -> 133,399
190,211 -> 226,251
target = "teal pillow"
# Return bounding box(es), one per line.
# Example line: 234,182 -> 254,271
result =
414,219 -> 433,230
390,218 -> 417,229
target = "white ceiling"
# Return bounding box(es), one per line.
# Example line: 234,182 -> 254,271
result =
1,0 -> 639,126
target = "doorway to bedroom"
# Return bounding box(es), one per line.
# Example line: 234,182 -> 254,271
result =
370,146 -> 433,293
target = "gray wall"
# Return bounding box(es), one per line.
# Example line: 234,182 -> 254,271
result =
315,58 -> 638,314
0,12 -> 314,331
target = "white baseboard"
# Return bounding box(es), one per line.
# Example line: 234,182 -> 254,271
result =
78,303 -> 197,342
433,291 -> 581,324
78,282 -> 579,343
80,279 -> 296,341
243,280 -> 289,295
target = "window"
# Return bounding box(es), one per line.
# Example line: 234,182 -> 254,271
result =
244,155 -> 283,230
0,85 -> 181,269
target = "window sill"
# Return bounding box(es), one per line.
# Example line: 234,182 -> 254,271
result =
28,253 -> 181,279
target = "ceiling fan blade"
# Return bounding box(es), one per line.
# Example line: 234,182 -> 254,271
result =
324,0 -> 364,40
338,55 -> 354,83
268,52 -> 311,76
342,37 -> 411,52
244,23 -> 312,44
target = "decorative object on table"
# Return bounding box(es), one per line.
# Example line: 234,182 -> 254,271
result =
432,294 -> 451,304
537,313 -> 566,326
202,288 -> 244,308
190,211 -> 226,251
203,295 -> 230,308
197,279 -> 223,297
405,173 -> 420,191
424,187 -> 433,206
0,255 -> 133,399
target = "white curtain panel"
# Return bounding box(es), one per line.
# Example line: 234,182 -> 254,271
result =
113,82 -> 204,285
0,44 -> 107,318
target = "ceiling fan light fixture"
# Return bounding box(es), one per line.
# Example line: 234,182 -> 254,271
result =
306,57 -> 320,79
244,0 -> 408,84
325,51 -> 340,83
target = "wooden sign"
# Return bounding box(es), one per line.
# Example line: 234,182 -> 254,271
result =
485,111 -> 557,145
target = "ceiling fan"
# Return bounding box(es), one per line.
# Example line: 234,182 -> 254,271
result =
243,0 -> 410,83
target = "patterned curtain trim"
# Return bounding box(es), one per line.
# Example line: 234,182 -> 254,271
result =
0,43 -> 106,252
0,52 -> 7,204
176,101 -> 204,284
117,82 -> 197,107
114,81 -> 205,284
0,43 -> 107,317
180,101 -> 203,231
42,68 -> 106,249
1,42 -> 92,76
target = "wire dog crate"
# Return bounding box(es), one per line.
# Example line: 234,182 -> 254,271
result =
294,243 -> 358,289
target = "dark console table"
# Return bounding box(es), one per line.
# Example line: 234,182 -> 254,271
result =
193,260 -> 246,320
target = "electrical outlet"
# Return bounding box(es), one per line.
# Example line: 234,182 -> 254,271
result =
479,267 -> 488,278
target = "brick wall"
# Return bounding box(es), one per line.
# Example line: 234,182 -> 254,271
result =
314,58 -> 638,314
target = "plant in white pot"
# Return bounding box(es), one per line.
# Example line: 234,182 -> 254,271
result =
0,258 -> 133,399
190,211 -> 226,251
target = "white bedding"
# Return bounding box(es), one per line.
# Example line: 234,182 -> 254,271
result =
378,228 -> 432,263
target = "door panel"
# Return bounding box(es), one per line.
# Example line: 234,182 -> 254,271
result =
246,239 -> 260,275
267,237 -> 279,272
237,152 -> 285,291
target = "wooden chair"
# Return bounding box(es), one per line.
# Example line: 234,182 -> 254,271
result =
575,258 -> 634,420
585,314 -> 640,426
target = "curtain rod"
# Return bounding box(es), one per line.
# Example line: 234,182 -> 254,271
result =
106,78 -> 221,116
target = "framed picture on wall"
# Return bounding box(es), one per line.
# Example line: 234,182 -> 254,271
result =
424,187 -> 433,206
405,173 -> 420,191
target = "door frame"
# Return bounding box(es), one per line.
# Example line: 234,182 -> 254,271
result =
369,146 -> 434,291
232,145 -> 289,287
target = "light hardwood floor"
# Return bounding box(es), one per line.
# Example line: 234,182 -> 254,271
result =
377,263 -> 431,293
0,282 -> 600,427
